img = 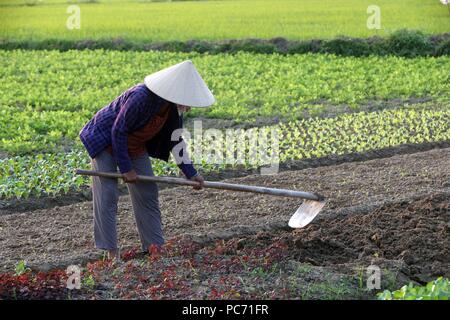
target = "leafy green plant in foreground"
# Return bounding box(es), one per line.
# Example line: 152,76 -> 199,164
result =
0,148 -> 182,199
377,277 -> 450,300
14,260 -> 31,276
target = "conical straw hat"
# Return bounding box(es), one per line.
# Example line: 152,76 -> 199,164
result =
144,60 -> 215,107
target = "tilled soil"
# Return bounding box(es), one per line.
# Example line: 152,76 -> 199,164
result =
290,192 -> 449,281
0,147 -> 449,280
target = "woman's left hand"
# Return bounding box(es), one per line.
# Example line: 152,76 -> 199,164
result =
190,174 -> 205,190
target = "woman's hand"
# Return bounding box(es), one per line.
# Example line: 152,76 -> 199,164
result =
190,174 -> 204,190
123,169 -> 138,183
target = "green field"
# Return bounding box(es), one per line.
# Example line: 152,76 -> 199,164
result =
1,0 -> 449,42
1,49 -> 449,155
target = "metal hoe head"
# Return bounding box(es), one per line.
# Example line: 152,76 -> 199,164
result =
288,200 -> 326,228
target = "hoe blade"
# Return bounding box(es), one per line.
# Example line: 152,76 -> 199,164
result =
288,200 -> 326,228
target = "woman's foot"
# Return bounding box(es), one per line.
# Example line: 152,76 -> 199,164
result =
148,244 -> 163,255
107,248 -> 120,261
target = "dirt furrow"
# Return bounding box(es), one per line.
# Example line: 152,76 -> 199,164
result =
0,147 -> 448,273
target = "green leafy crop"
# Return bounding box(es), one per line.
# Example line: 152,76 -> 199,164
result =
0,50 -> 448,156
278,108 -> 450,161
1,50 -> 448,122
377,277 -> 450,300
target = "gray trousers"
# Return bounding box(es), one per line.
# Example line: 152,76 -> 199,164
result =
91,150 -> 164,251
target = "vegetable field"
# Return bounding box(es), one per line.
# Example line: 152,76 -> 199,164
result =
0,0 -> 449,302
3,50 -> 448,119
1,50 -> 449,155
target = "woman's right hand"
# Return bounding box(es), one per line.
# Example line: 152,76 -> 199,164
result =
123,169 -> 138,183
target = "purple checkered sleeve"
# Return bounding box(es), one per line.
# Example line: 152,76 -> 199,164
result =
111,90 -> 149,173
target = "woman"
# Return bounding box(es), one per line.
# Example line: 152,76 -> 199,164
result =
79,60 -> 215,259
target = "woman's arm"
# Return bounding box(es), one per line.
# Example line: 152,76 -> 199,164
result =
171,141 -> 204,189
111,91 -> 149,174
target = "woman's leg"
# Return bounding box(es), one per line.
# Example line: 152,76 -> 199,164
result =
91,150 -> 120,257
127,154 -> 164,251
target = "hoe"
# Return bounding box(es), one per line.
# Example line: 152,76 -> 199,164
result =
76,169 -> 326,228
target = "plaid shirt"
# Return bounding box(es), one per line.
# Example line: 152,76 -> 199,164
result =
79,84 -> 197,178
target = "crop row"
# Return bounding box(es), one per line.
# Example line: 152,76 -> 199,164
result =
278,108 -> 450,160
1,108 -> 448,199
2,50 -> 449,119
1,101 -> 447,156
